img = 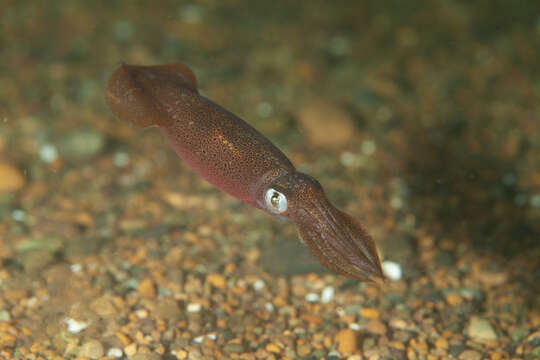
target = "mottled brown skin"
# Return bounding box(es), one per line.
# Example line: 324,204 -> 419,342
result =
106,63 -> 384,281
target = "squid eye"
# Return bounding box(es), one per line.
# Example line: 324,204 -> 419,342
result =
264,188 -> 287,214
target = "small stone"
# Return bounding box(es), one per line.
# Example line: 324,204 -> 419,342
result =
79,339 -> 104,359
253,279 -> 265,291
297,344 -> 311,356
132,353 -> 161,360
0,162 -> 25,192
90,296 -> 117,318
446,292 -> 463,306
154,298 -> 181,319
366,319 -> 387,335
107,348 -> 123,358
175,349 -> 188,359
382,261 -> 402,280
0,310 -> 11,321
224,343 -> 245,354
305,293 -> 319,302
334,329 -> 357,354
64,235 -> 106,258
466,317 -> 497,341
58,128 -> 105,160
321,286 -> 334,303
39,144 -> 59,163
0,333 -> 16,348
116,332 -> 132,346
360,308 -> 380,319
64,318 -> 88,333
16,249 -> 55,272
206,273 -> 226,288
137,278 -> 156,298
124,343 -> 137,357
186,303 -> 201,313
459,349 -> 482,360
435,337 -> 448,349
266,343 -> 281,353
296,99 -> 356,148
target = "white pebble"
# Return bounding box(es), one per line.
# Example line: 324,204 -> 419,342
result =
530,194 -> 540,207
382,261 -> 402,281
340,151 -> 356,167
194,335 -> 204,344
328,350 -> 342,358
361,140 -> 376,156
107,348 -> 123,358
39,144 -> 59,163
328,36 -> 350,56
64,318 -> 88,333
181,4 -> 204,24
265,302 -> 274,312
305,293 -> 319,303
390,196 -> 403,209
207,333 -> 216,340
135,309 -> 148,318
321,286 -> 334,304
253,279 -> 265,291
186,303 -> 201,313
349,323 -> 360,331
256,102 -> 273,118
113,152 -> 130,167
11,209 -> 26,222
70,263 -> 82,273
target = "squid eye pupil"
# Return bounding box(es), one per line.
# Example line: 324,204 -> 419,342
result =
265,188 -> 287,214
270,193 -> 281,206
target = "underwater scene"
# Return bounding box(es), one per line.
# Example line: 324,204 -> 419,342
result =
0,1 -> 539,359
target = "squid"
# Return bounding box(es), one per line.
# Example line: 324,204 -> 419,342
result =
105,63 -> 384,281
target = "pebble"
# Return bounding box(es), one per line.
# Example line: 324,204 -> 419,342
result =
90,296 -> 117,318
360,308 -> 380,319
459,349 -> 482,360
58,129 -> 105,160
0,310 -> 10,321
186,303 -> 202,313
435,337 -> 448,349
16,249 -> 55,272
466,317 -> 497,341
107,348 -> 123,358
175,349 -> 188,359
0,162 -> 25,192
39,143 -> 59,163
305,292 -> 319,302
366,319 -> 387,335
79,339 -> 104,359
334,329 -> 357,354
382,261 -> 402,280
296,99 -> 356,148
253,279 -> 265,291
266,343 -> 281,353
297,343 -> 312,356
132,353 -> 161,360
124,343 -> 137,357
137,278 -> 156,298
321,286 -> 334,303
64,318 -> 88,333
206,273 -> 226,288
224,343 -> 245,354
446,292 -> 464,306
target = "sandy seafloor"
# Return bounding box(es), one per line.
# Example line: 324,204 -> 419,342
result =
0,1 -> 539,359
